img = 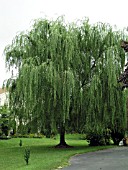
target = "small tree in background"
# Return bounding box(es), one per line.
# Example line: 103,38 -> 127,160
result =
0,105 -> 10,137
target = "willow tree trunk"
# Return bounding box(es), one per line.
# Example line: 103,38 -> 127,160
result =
60,124 -> 66,145
55,123 -> 72,148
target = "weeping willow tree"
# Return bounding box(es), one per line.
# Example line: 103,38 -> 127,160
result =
84,24 -> 128,145
5,17 -> 81,147
68,22 -> 127,145
4,17 -> 128,146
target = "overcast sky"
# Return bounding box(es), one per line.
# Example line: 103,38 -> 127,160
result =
0,0 -> 128,87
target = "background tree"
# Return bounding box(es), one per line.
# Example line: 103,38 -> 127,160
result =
0,105 -> 10,137
71,22 -> 127,145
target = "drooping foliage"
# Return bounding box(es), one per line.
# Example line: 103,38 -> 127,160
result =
4,17 -> 128,145
0,105 -> 10,137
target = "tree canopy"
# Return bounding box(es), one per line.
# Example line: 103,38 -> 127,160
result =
4,17 -> 128,146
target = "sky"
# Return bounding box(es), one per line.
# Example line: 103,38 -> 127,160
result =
1,0 -> 128,87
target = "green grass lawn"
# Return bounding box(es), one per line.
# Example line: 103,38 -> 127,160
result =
0,134 -> 115,170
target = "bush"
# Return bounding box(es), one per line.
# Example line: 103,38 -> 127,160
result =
86,133 -> 105,146
19,139 -> 22,146
0,135 -> 11,140
12,133 -> 44,138
111,130 -> 125,145
86,128 -> 111,146
24,147 -> 30,165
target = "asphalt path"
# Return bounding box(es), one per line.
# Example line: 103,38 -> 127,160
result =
62,147 -> 128,170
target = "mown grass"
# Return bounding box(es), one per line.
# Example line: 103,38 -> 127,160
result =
0,134 -> 115,170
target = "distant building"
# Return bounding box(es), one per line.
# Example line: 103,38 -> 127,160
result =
0,88 -> 9,106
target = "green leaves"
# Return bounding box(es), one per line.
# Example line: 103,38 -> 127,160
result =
4,17 -> 128,136
24,147 -> 30,165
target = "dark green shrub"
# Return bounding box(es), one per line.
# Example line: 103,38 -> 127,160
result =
111,130 -> 125,145
0,135 -> 11,140
19,139 -> 22,146
24,147 -> 30,165
86,127 -> 111,146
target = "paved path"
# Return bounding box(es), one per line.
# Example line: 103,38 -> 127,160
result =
62,147 -> 128,170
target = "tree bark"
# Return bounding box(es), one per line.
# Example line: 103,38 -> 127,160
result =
59,125 -> 67,145
55,123 -> 73,148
